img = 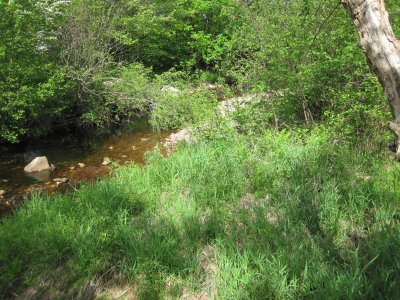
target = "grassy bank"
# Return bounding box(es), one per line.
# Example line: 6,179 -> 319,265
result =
1,129 -> 400,299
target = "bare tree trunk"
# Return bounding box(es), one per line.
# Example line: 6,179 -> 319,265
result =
342,0 -> 400,160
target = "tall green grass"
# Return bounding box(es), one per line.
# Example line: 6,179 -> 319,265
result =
1,129 -> 399,298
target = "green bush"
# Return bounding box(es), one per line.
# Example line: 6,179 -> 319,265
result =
0,0 -> 73,142
101,63 -> 158,122
150,87 -> 218,130
101,64 -> 219,131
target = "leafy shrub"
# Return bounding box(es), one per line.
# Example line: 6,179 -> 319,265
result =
102,63 -> 158,122
150,87 -> 217,130
0,0 -> 73,142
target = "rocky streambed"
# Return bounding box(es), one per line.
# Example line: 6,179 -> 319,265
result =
0,126 -> 174,217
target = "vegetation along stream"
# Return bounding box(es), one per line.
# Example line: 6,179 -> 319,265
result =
2,0 -> 400,298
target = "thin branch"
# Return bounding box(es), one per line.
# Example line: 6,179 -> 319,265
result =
304,1 -> 342,57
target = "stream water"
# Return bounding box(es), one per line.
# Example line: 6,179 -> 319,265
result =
0,123 -> 171,216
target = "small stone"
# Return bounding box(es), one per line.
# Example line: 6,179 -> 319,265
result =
2,179 -> 9,183
108,146 -> 114,150
102,157 -> 112,166
70,166 -> 76,170
132,146 -> 137,150
121,155 -> 128,158
141,138 -> 150,142
0,190 -> 5,197
208,84 -> 218,91
49,164 -> 56,171
78,163 -> 86,168
53,178 -> 69,183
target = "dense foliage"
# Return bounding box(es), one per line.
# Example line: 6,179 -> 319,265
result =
0,0 -> 73,142
1,0 -> 399,142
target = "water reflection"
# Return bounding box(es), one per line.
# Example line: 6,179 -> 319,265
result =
25,170 -> 51,182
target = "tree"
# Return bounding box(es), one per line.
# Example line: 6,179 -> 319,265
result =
0,0 -> 72,142
342,0 -> 400,159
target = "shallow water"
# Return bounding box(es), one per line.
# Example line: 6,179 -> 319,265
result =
0,124 -> 171,216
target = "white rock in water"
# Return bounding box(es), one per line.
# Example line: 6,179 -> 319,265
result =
53,178 -> 69,183
24,156 -> 50,173
102,157 -> 112,166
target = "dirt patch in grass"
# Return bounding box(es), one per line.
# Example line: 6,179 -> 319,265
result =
13,268 -> 137,300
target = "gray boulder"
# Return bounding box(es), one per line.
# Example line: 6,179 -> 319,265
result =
24,156 -> 50,173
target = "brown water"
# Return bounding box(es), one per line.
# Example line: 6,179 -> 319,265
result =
0,124 -> 171,216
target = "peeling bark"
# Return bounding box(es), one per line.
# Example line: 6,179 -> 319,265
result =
342,0 -> 400,160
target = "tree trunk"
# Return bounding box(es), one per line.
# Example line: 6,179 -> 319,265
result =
342,0 -> 400,160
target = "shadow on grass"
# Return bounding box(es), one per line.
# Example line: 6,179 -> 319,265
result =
0,134 -> 399,299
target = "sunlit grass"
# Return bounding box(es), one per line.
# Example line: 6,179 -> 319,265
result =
1,129 -> 399,298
